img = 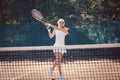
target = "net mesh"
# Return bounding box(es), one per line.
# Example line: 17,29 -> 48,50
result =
0,44 -> 120,80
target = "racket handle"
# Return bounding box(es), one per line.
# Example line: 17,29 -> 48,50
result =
37,19 -> 44,24
48,23 -> 51,27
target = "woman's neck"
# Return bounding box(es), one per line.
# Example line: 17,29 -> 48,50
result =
58,25 -> 64,28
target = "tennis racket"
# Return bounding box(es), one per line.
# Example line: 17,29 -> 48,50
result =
31,9 -> 45,23
31,9 -> 68,30
31,9 -> 51,29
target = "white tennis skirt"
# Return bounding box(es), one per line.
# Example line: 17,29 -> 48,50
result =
53,44 -> 67,54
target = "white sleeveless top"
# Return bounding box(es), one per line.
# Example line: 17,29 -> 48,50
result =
54,30 -> 66,46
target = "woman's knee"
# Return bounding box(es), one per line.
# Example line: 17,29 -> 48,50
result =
55,59 -> 61,64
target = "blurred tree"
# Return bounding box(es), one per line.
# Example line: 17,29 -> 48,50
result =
0,0 -> 120,46
0,0 -> 37,24
103,0 -> 120,20
0,0 -> 119,24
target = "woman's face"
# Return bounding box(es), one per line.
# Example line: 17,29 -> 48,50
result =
58,21 -> 65,28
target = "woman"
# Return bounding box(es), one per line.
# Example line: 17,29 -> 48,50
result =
45,18 -> 69,80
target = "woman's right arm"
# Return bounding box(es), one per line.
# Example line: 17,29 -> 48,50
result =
44,22 -> 55,38
48,29 -> 55,38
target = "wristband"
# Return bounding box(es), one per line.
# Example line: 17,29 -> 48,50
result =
48,29 -> 51,32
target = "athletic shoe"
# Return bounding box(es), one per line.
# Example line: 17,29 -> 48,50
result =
60,74 -> 64,80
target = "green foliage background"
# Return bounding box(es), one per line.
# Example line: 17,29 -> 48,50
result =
0,0 -> 120,46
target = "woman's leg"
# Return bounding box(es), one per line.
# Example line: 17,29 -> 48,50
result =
58,53 -> 63,75
50,53 -> 58,76
52,53 -> 59,70
52,53 -> 63,75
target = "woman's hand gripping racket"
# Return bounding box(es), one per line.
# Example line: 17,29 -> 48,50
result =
31,9 -> 51,29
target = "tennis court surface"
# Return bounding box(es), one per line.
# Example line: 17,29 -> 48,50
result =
0,44 -> 120,80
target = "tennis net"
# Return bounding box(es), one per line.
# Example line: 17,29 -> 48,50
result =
0,44 -> 120,80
